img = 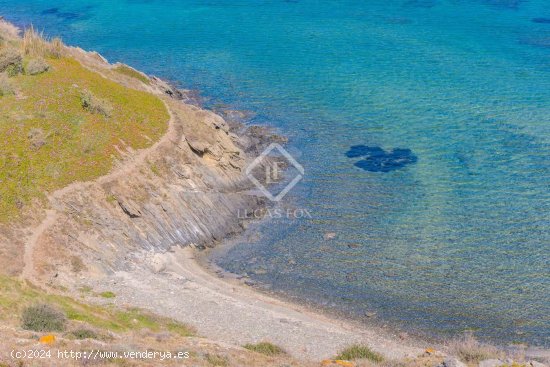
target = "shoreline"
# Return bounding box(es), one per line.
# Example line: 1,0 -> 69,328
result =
2,16 -> 549,364
87,245 -> 424,361
196,229 -> 550,361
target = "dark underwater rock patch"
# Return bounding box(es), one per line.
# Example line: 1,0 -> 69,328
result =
532,18 -> 550,24
345,145 -> 417,172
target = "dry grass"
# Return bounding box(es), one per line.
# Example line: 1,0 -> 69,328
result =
22,26 -> 64,58
448,333 -> 504,364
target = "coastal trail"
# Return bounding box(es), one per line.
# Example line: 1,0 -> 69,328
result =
19,102 -> 177,283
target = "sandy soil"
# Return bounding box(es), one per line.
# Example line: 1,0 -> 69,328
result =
87,246 -> 425,362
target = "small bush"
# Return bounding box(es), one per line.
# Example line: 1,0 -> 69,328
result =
448,333 -> 503,363
335,344 -> 384,362
25,57 -> 50,75
99,291 -> 116,299
21,304 -> 67,332
81,89 -> 113,117
0,73 -> 14,96
243,342 -> 286,356
28,128 -> 47,150
67,328 -> 98,340
70,256 -> 85,273
205,354 -> 229,367
0,47 -> 22,75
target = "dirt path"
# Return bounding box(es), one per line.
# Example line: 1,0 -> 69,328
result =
19,101 -> 176,283
92,247 -> 424,361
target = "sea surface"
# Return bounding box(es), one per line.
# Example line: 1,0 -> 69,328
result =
2,0 -> 549,346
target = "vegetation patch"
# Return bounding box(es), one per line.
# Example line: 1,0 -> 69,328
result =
21,303 -> 67,332
114,64 -> 151,85
99,291 -> 116,299
205,353 -> 229,367
0,73 -> 13,96
0,47 -> 168,221
0,276 -> 194,337
66,327 -> 98,340
335,344 -> 384,362
27,128 -> 48,150
448,334 -> 503,363
0,47 -> 22,76
243,342 -> 286,356
81,89 -> 113,117
22,26 -> 63,59
25,57 -> 50,75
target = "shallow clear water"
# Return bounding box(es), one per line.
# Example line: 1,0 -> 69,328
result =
2,0 -> 549,346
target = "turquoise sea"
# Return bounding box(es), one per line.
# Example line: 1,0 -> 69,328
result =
2,0 -> 549,346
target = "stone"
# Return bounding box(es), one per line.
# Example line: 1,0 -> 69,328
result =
529,361 -> 548,367
117,199 -> 142,218
324,232 -> 337,240
186,137 -> 210,155
149,254 -> 166,274
478,359 -> 504,367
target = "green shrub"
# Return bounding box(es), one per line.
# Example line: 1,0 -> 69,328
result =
80,89 -> 113,117
67,328 -> 98,340
0,73 -> 13,96
25,57 -> 50,75
99,291 -> 116,299
0,47 -> 22,75
243,342 -> 286,356
205,353 -> 229,367
335,344 -> 384,362
21,304 -> 67,332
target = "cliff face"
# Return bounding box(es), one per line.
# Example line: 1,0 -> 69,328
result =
39,96 -> 266,281
38,84 -> 277,285
0,26 -> 270,283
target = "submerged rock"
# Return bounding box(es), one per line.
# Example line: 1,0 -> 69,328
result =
345,145 -> 417,172
532,18 -> 550,24
323,232 -> 337,240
